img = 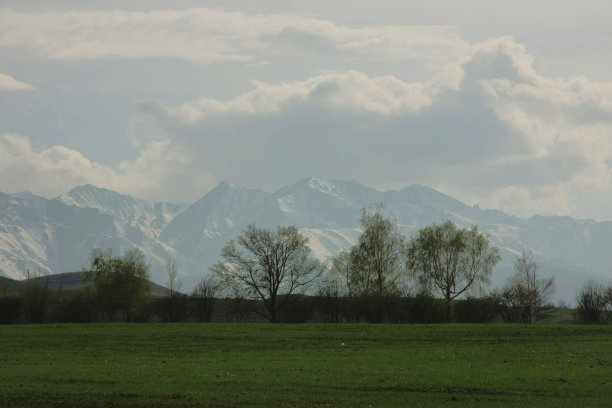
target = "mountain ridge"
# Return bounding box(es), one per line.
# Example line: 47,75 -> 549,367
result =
0,178 -> 609,303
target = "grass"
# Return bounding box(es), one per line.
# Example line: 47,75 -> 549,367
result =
1,323 -> 611,407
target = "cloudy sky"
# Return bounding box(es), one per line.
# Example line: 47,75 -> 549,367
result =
1,0 -> 611,220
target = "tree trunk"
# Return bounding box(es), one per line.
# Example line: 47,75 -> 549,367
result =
446,289 -> 452,323
269,294 -> 277,323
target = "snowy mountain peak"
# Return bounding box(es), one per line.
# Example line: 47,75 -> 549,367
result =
12,191 -> 44,200
215,180 -> 237,190
399,184 -> 465,208
1,179 -> 611,303
306,176 -> 338,195
277,177 -> 345,199
59,184 -> 134,210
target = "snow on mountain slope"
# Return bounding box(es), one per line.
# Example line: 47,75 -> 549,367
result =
168,177 -> 610,302
2,178 -> 611,303
160,181 -> 284,272
274,177 -> 364,227
0,187 -> 194,283
58,184 -> 187,238
300,228 -> 362,262
0,191 -> 117,279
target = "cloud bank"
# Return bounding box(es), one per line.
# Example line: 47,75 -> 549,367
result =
0,8 -> 466,67
0,72 -> 34,90
0,7 -> 611,219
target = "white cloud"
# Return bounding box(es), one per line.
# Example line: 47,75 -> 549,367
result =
0,133 -> 215,202
127,36 -> 612,218
147,69 -> 458,123
0,8 -> 467,66
1,10 -> 611,220
0,72 -> 34,90
0,133 -> 115,196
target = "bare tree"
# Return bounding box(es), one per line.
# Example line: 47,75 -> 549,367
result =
22,269 -> 50,323
191,276 -> 219,322
212,224 -> 325,323
166,257 -> 182,296
315,272 -> 343,323
500,249 -> 554,323
575,280 -> 610,323
407,220 -> 500,322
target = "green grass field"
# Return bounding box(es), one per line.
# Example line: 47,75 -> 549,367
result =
1,323 -> 611,407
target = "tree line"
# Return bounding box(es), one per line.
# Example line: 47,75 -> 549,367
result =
0,250 -> 221,324
1,205 -> 611,324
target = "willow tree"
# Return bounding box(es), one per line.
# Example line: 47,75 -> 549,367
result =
350,205 -> 406,297
407,220 -> 500,322
86,248 -> 151,322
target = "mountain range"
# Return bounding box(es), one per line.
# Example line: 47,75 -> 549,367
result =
1,177 -> 610,303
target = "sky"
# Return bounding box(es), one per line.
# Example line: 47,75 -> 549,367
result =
1,0 -> 611,220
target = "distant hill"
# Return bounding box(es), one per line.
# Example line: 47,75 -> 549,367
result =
1,177 -> 611,303
2,272 -> 171,297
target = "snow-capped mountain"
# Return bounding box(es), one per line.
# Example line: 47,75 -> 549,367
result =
0,186 -> 192,286
58,184 -> 187,236
0,189 -> 116,279
1,177 -> 610,303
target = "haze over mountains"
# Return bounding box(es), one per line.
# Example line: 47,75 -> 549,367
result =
1,177 -> 610,303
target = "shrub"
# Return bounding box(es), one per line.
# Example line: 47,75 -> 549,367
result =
575,280 -> 611,324
52,289 -> 96,323
454,295 -> 501,323
154,294 -> 190,322
404,294 -> 446,323
0,297 -> 22,324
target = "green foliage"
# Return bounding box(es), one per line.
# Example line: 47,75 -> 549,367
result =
453,295 -> 501,323
349,205 -> 406,297
403,294 -> 447,323
407,220 -> 500,322
85,248 -> 152,322
2,324 -> 612,407
51,289 -> 97,323
0,296 -> 21,324
325,205 -> 407,322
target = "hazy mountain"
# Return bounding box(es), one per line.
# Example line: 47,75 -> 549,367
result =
0,177 -> 610,303
0,186 -> 192,286
58,184 -> 187,238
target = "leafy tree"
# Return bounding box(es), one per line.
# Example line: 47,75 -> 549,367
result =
407,220 -> 500,322
330,249 -> 360,298
325,205 -> 406,322
499,249 -> 554,323
212,224 -> 325,323
349,205 -> 406,297
86,248 -> 151,322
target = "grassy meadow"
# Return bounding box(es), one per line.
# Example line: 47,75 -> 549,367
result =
1,323 -> 611,407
